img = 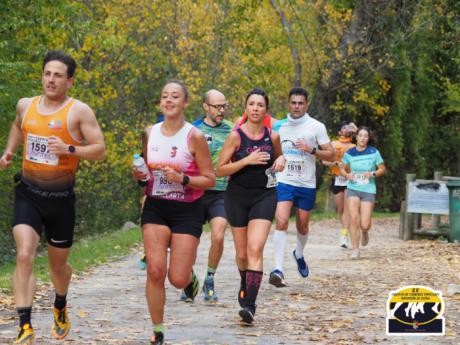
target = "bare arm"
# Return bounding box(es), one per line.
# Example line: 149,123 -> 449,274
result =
339,163 -> 351,179
295,140 -> 335,161
362,163 -> 386,179
48,102 -> 106,161
270,131 -> 285,172
132,126 -> 151,181
375,163 -> 386,177
0,98 -> 29,169
322,141 -> 337,165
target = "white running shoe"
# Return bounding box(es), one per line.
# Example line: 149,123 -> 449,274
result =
350,249 -> 360,260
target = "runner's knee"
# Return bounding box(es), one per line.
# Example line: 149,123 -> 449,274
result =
247,243 -> 263,259
147,264 -> 167,284
276,218 -> 289,230
168,271 -> 190,289
16,250 -> 34,268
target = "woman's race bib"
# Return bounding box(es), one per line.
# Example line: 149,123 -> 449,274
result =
151,170 -> 184,196
25,134 -> 59,166
334,175 -> 348,186
352,173 -> 369,185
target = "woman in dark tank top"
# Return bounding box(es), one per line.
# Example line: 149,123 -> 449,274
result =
216,88 -> 285,325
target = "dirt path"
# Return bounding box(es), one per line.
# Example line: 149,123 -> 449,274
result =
1,218 -> 459,344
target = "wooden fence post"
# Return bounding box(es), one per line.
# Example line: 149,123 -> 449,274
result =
431,170 -> 443,229
403,173 -> 416,240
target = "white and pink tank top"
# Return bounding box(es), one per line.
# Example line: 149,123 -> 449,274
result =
146,122 -> 203,202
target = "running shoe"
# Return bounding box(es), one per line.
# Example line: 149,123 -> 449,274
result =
361,231 -> 369,247
339,229 -> 349,248
239,306 -> 255,325
14,323 -> 35,345
202,276 -> 218,302
292,249 -> 309,278
138,254 -> 147,270
269,269 -> 287,288
51,307 -> 71,340
350,249 -> 360,260
181,270 -> 199,303
180,290 -> 188,302
150,331 -> 164,345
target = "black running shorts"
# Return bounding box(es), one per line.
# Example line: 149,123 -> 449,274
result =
141,197 -> 203,238
224,181 -> 277,227
201,190 -> 227,224
330,178 -> 347,195
12,181 -> 76,248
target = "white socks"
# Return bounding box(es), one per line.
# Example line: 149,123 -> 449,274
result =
295,233 -> 308,259
273,230 -> 287,272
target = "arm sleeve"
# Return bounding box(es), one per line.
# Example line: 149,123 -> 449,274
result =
375,150 -> 384,165
317,124 -> 330,146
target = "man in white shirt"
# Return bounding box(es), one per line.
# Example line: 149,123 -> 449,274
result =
270,87 -> 335,287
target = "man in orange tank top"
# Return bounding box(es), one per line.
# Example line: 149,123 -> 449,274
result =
0,51 -> 106,345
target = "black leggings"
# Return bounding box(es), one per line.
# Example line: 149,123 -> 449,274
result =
224,182 -> 277,227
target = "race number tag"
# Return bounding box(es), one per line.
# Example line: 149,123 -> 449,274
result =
25,134 -> 59,166
286,159 -> 306,177
353,173 -> 369,185
266,168 -> 278,188
335,175 -> 348,186
151,170 -> 184,196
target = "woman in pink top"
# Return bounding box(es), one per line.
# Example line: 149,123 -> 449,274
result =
133,80 -> 214,345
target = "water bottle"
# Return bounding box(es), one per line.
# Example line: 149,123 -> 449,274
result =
133,154 -> 149,181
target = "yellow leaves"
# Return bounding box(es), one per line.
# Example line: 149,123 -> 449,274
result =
77,309 -> 88,318
378,78 -> 391,93
353,88 -> 368,103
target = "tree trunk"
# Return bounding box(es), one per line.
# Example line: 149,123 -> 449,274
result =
269,0 -> 302,86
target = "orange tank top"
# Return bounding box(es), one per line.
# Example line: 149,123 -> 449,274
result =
331,137 -> 355,176
22,96 -> 81,190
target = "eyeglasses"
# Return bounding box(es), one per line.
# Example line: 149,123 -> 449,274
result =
206,103 -> 228,111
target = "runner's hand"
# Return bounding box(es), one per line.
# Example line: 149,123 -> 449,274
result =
271,155 -> 286,172
48,136 -> 67,155
0,152 -> 13,169
244,148 -> 270,165
295,139 -> 312,153
132,168 -> 148,181
162,167 -> 182,183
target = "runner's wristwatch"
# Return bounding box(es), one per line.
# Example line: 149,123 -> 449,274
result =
68,145 -> 76,154
181,175 -> 190,186
310,147 -> 317,155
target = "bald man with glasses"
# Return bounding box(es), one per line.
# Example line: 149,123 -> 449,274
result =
187,90 -> 233,302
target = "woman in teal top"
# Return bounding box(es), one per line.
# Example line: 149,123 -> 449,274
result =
340,126 -> 386,259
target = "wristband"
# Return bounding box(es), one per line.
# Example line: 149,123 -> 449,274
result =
137,180 -> 148,187
181,175 -> 190,186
